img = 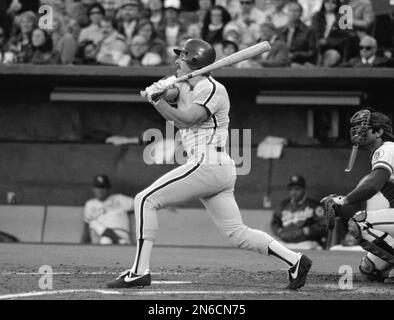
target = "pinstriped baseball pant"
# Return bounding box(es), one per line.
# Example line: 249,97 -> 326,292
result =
133,160 -> 274,255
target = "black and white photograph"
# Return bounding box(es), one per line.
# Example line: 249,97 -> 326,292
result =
0,0 -> 394,311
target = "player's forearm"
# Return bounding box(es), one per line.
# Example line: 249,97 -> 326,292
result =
162,87 -> 179,102
153,99 -> 193,128
345,176 -> 382,204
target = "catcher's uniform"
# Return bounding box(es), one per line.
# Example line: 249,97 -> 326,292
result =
362,141 -> 394,227
352,141 -> 394,273
133,75 -> 278,273
84,194 -> 134,243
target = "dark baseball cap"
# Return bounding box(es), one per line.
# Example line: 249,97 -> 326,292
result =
93,175 -> 111,189
287,175 -> 306,188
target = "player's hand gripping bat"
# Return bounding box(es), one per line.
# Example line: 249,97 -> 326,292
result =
140,41 -> 272,99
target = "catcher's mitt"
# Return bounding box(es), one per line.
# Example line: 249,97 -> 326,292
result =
322,195 -> 340,230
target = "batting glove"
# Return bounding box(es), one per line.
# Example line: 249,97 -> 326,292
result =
320,194 -> 347,206
145,83 -> 165,104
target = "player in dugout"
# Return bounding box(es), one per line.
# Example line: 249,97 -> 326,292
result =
81,174 -> 135,245
271,175 -> 326,250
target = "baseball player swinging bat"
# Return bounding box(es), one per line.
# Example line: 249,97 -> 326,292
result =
140,41 -> 271,98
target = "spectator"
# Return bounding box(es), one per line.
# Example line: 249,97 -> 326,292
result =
0,26 -> 13,63
99,0 -> 123,17
67,17 -> 83,43
340,0 -> 374,38
159,0 -> 187,60
298,0 -> 323,26
7,10 -> 36,63
96,15 -> 128,65
185,22 -> 202,39
278,1 -> 316,66
127,34 -> 150,65
271,175 -> 326,250
78,2 -> 106,45
75,39 -> 100,64
341,35 -> 391,67
266,0 -> 290,29
233,0 -> 269,27
147,0 -> 165,32
196,0 -> 216,26
311,0 -> 350,64
201,5 -> 232,46
222,20 -> 258,50
66,0 -> 98,28
257,21 -> 290,67
50,14 -> 78,64
81,174 -> 135,245
135,19 -> 167,64
320,48 -> 341,67
30,27 -> 60,64
6,0 -> 40,16
0,1 -> 22,39
116,0 -> 146,46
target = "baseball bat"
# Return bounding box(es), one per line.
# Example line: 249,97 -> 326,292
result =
141,41 -> 271,98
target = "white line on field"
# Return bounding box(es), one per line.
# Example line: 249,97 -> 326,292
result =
0,289 -> 305,300
1,272 -> 179,276
0,289 -> 122,299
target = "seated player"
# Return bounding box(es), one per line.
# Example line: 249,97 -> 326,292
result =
271,175 -> 326,250
81,174 -> 135,245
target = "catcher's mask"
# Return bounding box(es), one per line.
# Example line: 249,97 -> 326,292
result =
349,108 -> 394,145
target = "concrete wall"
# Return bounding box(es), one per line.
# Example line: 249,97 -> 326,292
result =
0,143 -> 370,208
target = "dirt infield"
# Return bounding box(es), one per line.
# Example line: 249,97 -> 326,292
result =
1,243 -> 394,300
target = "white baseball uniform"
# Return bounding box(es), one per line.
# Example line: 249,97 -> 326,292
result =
355,141 -> 394,271
84,194 -> 134,243
132,75 -> 299,274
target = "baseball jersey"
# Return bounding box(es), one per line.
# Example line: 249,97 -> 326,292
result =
84,194 -> 134,232
175,75 -> 232,165
371,141 -> 394,207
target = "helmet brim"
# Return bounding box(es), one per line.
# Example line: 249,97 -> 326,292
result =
173,48 -> 183,56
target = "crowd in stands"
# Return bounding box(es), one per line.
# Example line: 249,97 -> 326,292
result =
0,0 -> 393,67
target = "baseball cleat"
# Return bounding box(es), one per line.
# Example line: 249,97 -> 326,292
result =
107,269 -> 151,288
287,253 -> 312,290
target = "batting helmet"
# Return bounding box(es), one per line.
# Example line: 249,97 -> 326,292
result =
173,39 -> 216,70
350,108 -> 394,144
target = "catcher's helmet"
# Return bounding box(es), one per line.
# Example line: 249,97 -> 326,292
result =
350,108 -> 394,144
173,39 -> 216,70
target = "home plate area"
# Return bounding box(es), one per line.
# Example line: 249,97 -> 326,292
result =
1,244 -> 394,300
2,267 -> 394,300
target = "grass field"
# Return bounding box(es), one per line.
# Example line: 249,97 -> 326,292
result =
1,242 -> 394,300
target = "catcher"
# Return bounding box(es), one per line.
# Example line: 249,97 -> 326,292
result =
321,107 -> 394,283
